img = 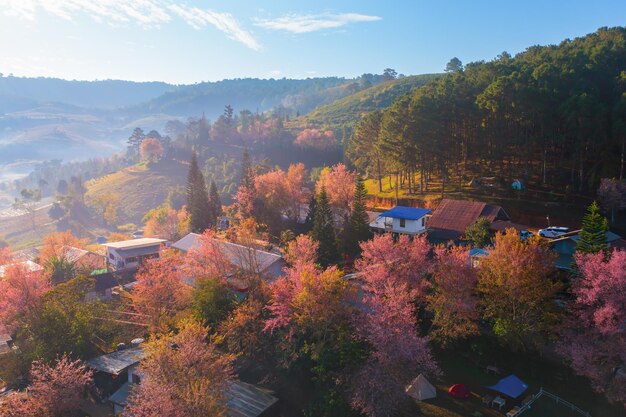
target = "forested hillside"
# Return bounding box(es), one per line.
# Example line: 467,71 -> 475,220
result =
290,73 -> 440,130
348,27 -> 626,195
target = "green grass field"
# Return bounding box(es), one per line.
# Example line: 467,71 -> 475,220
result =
85,159 -> 188,224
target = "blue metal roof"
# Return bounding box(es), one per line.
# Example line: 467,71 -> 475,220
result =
378,206 -> 431,220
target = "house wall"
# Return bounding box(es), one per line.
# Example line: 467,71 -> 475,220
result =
389,217 -> 427,235
106,247 -> 160,271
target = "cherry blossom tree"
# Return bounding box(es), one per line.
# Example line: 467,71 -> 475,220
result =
0,248 -> 12,265
183,230 -> 230,283
427,246 -> 479,344
356,233 -> 433,296
38,231 -> 87,265
132,254 -> 192,332
294,128 -> 338,150
124,319 -> 235,417
315,163 -> 357,225
559,250 -> 626,406
351,235 -> 439,417
264,260 -> 355,365
0,264 -> 50,333
0,354 -> 93,417
284,234 -> 318,267
139,138 -> 164,162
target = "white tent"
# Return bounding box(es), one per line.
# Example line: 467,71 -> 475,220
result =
406,374 -> 437,401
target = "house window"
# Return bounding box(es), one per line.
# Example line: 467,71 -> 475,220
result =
109,253 -> 114,260
421,217 -> 425,227
399,218 -> 406,228
126,256 -> 138,263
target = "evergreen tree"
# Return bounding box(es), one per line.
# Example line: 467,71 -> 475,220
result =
346,176 -> 372,256
240,148 -> 254,189
312,188 -> 339,267
208,179 -> 222,222
127,127 -> 145,157
303,195 -> 317,232
576,201 -> 609,254
186,151 -> 212,232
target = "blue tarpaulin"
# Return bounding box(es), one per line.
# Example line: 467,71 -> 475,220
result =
486,374 -> 528,398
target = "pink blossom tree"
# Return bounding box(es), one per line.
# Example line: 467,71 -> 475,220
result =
356,233 -> 433,296
351,235 -> 439,417
264,259 -> 355,365
315,163 -> 358,225
284,234 -> 318,267
0,354 -> 93,417
0,264 -> 50,333
427,246 -> 479,344
294,128 -> 338,150
132,254 -> 192,332
559,250 -> 626,406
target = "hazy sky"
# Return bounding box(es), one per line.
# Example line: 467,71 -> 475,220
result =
0,1 -> 624,84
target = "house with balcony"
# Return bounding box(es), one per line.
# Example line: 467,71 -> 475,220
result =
369,206 -> 431,236
101,238 -> 166,271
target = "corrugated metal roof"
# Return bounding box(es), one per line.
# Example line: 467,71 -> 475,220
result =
101,238 -> 166,250
227,381 -> 278,417
172,234 -> 284,275
378,206 -> 431,220
86,347 -> 147,375
428,199 -> 508,241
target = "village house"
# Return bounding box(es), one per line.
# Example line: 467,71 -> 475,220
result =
427,199 -> 511,243
101,238 -> 166,271
369,206 -> 431,236
61,246 -> 106,273
172,233 -> 286,291
0,259 -> 43,278
548,230 -> 626,269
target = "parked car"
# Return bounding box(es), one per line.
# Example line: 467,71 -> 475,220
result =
519,230 -> 534,241
538,226 -> 569,239
132,230 -> 144,239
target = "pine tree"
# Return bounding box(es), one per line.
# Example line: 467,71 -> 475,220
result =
346,176 -> 372,256
312,188 -> 339,267
186,151 -> 212,232
576,201 -> 609,254
303,195 -> 317,232
127,127 -> 145,157
208,179 -> 222,223
240,148 -> 254,189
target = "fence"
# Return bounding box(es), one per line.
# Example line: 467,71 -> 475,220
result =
511,387 -> 591,417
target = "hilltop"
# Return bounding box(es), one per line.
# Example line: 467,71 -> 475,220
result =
287,74 -> 440,131
84,159 -> 188,225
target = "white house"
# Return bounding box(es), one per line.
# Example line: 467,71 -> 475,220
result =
101,238 -> 166,271
369,206 -> 431,236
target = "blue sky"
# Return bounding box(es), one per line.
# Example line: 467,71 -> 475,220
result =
0,1 -> 624,84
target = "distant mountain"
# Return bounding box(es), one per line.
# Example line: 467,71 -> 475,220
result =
126,77 -> 357,120
0,74 -> 432,182
0,76 -> 175,110
288,74 -> 441,130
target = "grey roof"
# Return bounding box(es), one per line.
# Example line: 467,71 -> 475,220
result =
110,245 -> 162,258
86,347 -> 147,375
173,233 -> 284,274
549,230 -> 623,245
227,381 -> 278,417
101,238 -> 166,250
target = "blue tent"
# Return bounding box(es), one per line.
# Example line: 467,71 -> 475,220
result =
486,374 -> 528,398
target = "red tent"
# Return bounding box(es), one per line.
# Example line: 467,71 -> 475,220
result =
448,384 -> 471,398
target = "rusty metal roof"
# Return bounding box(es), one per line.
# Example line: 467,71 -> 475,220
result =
428,199 -> 509,241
